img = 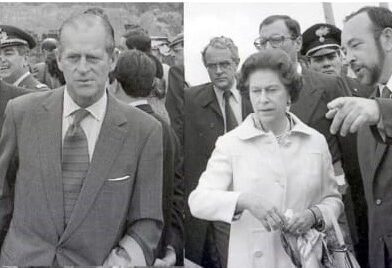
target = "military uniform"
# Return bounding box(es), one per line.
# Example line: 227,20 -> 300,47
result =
0,25 -> 48,91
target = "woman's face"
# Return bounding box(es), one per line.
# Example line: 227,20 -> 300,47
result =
248,68 -> 290,129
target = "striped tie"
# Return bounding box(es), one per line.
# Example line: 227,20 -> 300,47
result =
223,89 -> 238,132
62,108 -> 90,225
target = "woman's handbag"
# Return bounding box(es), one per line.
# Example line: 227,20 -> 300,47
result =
322,210 -> 361,268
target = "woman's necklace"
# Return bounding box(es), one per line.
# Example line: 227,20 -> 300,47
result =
275,116 -> 292,146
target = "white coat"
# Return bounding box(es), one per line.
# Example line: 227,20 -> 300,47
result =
188,113 -> 343,268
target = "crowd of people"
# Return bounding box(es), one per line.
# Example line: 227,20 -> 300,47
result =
0,4 -> 391,268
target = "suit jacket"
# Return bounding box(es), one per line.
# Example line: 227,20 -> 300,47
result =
136,103 -> 184,266
32,62 -> 62,90
0,80 -> 32,134
291,69 -> 345,163
17,72 -> 49,91
184,82 -> 253,266
357,94 -> 392,268
165,65 -> 188,142
0,88 -> 163,266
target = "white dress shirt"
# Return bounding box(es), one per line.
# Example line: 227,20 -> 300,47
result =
62,87 -> 107,161
213,81 -> 242,132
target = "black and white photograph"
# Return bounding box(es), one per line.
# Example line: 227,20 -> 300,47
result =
0,1 -> 392,268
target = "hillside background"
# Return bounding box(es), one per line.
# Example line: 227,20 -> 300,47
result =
0,2 -> 183,47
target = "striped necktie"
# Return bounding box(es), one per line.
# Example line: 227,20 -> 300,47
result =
62,108 -> 90,225
381,86 -> 392,98
223,89 -> 238,132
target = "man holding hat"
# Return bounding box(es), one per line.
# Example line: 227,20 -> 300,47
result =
0,25 -> 48,91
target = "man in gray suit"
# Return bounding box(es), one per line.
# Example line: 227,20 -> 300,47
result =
0,12 -> 163,266
327,6 -> 392,268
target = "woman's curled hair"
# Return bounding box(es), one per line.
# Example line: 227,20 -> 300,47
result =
237,48 -> 302,103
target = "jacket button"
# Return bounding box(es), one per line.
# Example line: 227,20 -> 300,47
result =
376,199 -> 382,205
254,250 -> 263,258
57,247 -> 63,253
379,236 -> 384,242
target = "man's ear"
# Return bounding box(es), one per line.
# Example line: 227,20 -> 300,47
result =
55,48 -> 63,72
294,35 -> 303,53
109,49 -> 119,72
380,27 -> 392,52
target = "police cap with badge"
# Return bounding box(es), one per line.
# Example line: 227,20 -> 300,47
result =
301,23 -> 341,57
0,25 -> 36,49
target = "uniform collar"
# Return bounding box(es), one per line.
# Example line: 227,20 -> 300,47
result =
13,71 -> 30,86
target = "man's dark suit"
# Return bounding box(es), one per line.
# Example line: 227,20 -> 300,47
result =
135,103 -> 184,266
291,69 -> 345,162
357,94 -> 392,268
0,88 -> 163,266
165,65 -> 188,142
184,82 -> 252,267
0,80 -> 32,134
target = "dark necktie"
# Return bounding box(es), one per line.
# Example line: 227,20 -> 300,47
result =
223,89 -> 238,132
381,86 -> 392,98
62,108 -> 90,225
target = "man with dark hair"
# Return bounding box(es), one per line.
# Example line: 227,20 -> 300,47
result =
0,12 -> 163,266
121,27 -> 170,124
113,49 -> 184,266
184,36 -> 253,268
327,6 -> 392,268
0,25 -> 48,91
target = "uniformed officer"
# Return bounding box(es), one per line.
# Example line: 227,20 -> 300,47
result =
0,25 -> 48,91
301,23 -> 345,76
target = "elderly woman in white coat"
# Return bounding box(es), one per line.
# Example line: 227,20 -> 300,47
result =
188,49 -> 343,268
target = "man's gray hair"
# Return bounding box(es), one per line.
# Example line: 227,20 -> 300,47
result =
201,36 -> 240,66
58,12 -> 115,56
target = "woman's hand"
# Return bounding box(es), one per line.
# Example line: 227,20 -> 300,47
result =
237,192 -> 286,231
285,209 -> 315,235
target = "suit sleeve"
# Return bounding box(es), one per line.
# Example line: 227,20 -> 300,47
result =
165,129 -> 184,264
372,98 -> 392,144
126,121 -> 164,265
165,66 -> 185,145
0,100 -> 18,246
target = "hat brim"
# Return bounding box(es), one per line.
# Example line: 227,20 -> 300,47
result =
309,47 -> 339,57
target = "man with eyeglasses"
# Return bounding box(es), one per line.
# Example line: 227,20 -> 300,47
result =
183,36 -> 252,268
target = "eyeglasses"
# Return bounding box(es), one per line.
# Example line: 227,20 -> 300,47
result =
254,36 -> 296,50
205,60 -> 233,71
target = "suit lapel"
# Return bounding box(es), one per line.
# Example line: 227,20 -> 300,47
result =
199,84 -> 223,120
240,90 -> 253,120
291,72 -> 323,124
60,94 -> 127,243
36,87 -> 65,237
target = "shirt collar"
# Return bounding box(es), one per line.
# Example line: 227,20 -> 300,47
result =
128,99 -> 149,107
378,78 -> 392,95
13,71 -> 30,86
213,80 -> 240,103
297,63 -> 302,75
236,112 -> 313,140
63,86 -> 107,122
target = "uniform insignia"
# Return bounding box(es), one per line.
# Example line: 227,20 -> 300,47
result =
0,29 -> 8,43
315,26 -> 330,43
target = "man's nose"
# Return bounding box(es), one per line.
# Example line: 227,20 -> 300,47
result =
76,57 -> 89,73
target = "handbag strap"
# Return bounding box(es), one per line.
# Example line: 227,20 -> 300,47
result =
326,209 -> 345,247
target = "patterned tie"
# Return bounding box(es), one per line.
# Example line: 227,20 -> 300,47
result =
62,108 -> 90,225
381,86 -> 392,98
223,89 -> 238,132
